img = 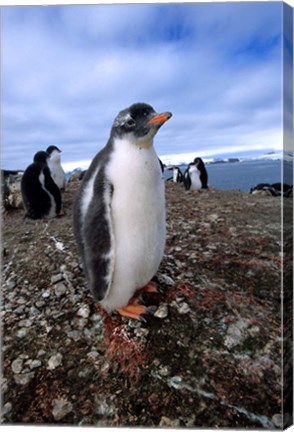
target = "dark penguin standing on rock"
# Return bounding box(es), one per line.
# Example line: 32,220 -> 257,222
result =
184,157 -> 208,190
73,103 -> 172,319
21,151 -> 64,219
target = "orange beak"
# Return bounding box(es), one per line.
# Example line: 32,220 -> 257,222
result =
148,112 -> 172,125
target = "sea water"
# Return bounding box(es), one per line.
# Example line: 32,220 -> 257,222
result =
165,159 -> 293,193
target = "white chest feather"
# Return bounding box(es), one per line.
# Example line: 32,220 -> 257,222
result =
39,172 -> 56,218
189,166 -> 202,190
103,138 -> 166,309
48,154 -> 66,189
173,169 -> 178,183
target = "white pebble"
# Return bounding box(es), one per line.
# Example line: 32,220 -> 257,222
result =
154,304 -> 169,319
52,398 -> 73,420
77,305 -> 90,319
11,358 -> 23,374
16,328 -> 28,338
54,283 -> 67,297
47,353 -> 63,370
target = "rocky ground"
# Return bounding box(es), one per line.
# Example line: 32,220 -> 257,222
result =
1,177 -> 293,428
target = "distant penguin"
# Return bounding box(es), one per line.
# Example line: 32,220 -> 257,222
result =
250,182 -> 293,197
184,157 -> 208,190
21,151 -> 64,219
73,102 -> 172,319
46,145 -> 66,190
167,166 -> 183,183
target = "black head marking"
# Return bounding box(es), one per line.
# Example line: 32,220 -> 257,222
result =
33,151 -> 49,165
46,145 -> 61,155
112,103 -> 156,138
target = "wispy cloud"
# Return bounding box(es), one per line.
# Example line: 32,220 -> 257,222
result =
1,2 -> 286,170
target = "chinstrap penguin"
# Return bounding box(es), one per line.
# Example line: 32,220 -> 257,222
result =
184,157 -> 208,190
167,166 -> 183,183
21,151 -> 64,219
46,145 -> 66,190
73,103 -> 172,319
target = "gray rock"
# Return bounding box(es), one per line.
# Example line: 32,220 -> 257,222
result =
2,402 -> 12,415
14,305 -> 25,314
29,306 -> 40,316
35,300 -> 45,308
177,302 -> 191,314
30,359 -> 42,369
159,416 -> 181,428
16,297 -> 27,305
11,358 -> 23,374
157,274 -> 174,286
8,280 -> 17,290
272,414 -> 283,428
154,304 -> 169,319
72,317 -> 88,330
51,274 -> 64,284
3,172 -> 23,209
158,365 -> 171,377
87,351 -> 99,361
18,319 -> 33,328
224,319 -> 249,349
14,372 -> 35,385
52,398 -> 73,421
47,353 -> 63,370
134,327 -> 149,338
16,328 -> 28,338
54,283 -> 67,297
67,330 -> 81,341
95,399 -> 115,417
77,304 -> 90,319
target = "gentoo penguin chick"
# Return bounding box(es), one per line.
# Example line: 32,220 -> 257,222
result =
171,166 -> 183,183
73,103 -> 172,319
21,151 -> 64,219
184,157 -> 208,190
46,145 -> 66,190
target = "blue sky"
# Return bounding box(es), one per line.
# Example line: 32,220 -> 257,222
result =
1,2 -> 292,170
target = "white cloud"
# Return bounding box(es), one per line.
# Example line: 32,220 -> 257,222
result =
1,2 -> 286,170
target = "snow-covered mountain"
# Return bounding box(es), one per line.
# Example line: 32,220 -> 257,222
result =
63,150 -> 292,175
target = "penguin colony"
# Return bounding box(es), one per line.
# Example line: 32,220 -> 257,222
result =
73,103 -> 172,318
166,157 -> 209,190
184,157 -> 208,190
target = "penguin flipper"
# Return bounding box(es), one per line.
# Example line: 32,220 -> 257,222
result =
183,169 -> 191,190
82,180 -> 115,302
44,167 -> 62,213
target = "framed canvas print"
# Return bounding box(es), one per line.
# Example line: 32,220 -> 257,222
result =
1,0 -> 293,429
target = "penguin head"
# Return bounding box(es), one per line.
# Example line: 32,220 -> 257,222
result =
46,145 -> 62,155
33,151 -> 49,165
46,145 -> 62,162
112,103 -> 172,148
194,157 -> 204,169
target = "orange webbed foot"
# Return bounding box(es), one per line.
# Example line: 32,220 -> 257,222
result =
116,281 -> 162,320
117,303 -> 148,321
136,281 -> 160,295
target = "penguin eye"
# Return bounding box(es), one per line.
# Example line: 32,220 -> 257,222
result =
125,118 -> 136,129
